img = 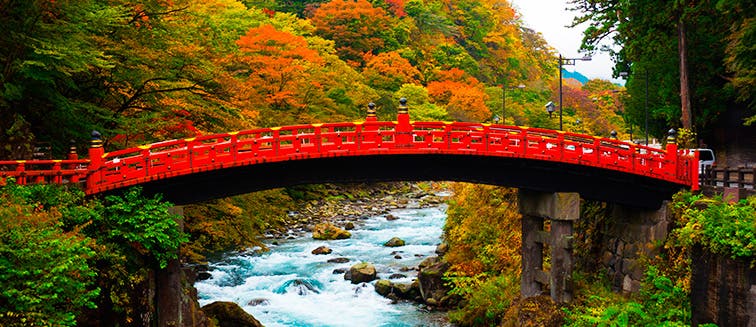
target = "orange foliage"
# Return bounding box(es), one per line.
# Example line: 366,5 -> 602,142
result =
426,69 -> 488,121
233,24 -> 324,111
311,0 -> 392,65
362,51 -> 421,90
446,87 -> 490,122
444,184 -> 522,277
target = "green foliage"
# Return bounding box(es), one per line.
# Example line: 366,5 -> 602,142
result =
671,192 -> 755,264
443,183 -> 521,325
0,182 -> 98,326
448,274 -> 520,326
101,187 -> 187,268
570,0 -> 750,141
0,182 -> 192,324
564,266 -> 691,326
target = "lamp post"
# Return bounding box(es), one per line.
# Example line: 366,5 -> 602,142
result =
502,83 -> 525,125
620,69 -> 649,145
558,54 -> 592,130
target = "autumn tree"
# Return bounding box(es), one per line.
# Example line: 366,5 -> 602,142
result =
362,51 -> 422,91
311,0 -> 396,66
425,69 -> 489,121
394,84 -> 447,121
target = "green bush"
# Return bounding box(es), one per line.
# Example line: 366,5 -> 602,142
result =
0,182 -> 99,326
672,192 -> 755,265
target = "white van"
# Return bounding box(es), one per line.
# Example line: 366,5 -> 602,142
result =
693,148 -> 716,174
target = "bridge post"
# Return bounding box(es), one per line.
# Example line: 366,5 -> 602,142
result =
366,102 -> 377,123
67,140 -> 80,183
519,190 -> 580,303
87,131 -> 104,189
396,98 -> 412,146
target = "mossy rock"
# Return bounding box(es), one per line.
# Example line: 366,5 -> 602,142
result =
201,301 -> 264,327
312,222 -> 351,240
384,237 -> 406,247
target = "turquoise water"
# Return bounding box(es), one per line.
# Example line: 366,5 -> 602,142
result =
195,205 -> 451,327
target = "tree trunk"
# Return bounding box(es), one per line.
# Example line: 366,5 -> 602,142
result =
678,19 -> 693,130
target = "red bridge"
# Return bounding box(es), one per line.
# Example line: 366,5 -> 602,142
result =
0,101 -> 698,208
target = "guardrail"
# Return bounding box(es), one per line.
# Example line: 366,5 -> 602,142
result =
1,120 -> 698,195
700,166 -> 756,190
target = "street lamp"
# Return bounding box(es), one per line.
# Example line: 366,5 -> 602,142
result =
558,54 -> 592,130
545,101 -> 555,117
502,83 -> 525,125
620,69 -> 649,145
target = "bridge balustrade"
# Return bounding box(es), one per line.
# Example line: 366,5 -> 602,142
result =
0,118 -> 698,195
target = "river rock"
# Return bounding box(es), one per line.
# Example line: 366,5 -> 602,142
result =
346,262 -> 377,284
344,221 -> 355,230
327,257 -> 350,263
201,301 -> 264,327
384,237 -> 406,247
435,242 -> 448,255
311,246 -> 332,255
333,268 -> 348,274
388,273 -> 407,279
247,298 -> 270,306
417,256 -> 450,306
374,279 -> 393,296
312,222 -> 351,240
386,214 -> 399,221
373,279 -> 421,301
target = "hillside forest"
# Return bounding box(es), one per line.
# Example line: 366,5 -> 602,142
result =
0,0 -> 754,326
3,0 -> 751,160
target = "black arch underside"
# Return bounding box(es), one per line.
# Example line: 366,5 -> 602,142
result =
111,154 -> 685,209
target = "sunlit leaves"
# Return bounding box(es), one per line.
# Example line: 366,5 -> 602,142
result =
363,51 -> 422,91
311,0 -> 395,65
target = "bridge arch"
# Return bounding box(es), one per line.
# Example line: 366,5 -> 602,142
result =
1,107 -> 697,209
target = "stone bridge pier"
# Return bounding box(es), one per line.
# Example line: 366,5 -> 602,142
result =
519,190 -> 580,303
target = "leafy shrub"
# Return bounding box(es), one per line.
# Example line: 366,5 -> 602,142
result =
671,192 -> 755,265
0,182 -> 98,326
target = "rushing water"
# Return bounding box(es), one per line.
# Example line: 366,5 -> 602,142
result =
195,204 -> 451,327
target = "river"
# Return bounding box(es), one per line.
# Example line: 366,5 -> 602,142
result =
195,203 -> 452,326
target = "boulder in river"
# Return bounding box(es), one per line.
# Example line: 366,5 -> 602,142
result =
345,262 -> 377,284
247,298 -> 270,306
374,279 -> 393,296
312,223 -> 351,240
374,279 -> 421,301
384,237 -> 406,247
327,257 -> 350,263
311,246 -> 332,255
201,301 -> 264,327
417,256 -> 451,306
344,221 -> 355,230
386,214 -> 399,221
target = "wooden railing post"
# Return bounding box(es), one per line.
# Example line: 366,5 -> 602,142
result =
396,98 -> 412,147
67,140 -> 81,183
87,131 -> 105,190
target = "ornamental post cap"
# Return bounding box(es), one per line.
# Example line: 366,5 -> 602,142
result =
667,128 -> 677,143
367,102 -> 376,117
610,130 -> 617,139
398,98 -> 408,114
91,130 -> 102,140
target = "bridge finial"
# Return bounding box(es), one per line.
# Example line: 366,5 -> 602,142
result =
610,130 -> 617,139
90,130 -> 103,148
398,98 -> 408,114
667,128 -> 677,144
367,102 -> 377,119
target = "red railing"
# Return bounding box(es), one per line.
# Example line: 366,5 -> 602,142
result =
0,120 -> 698,195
